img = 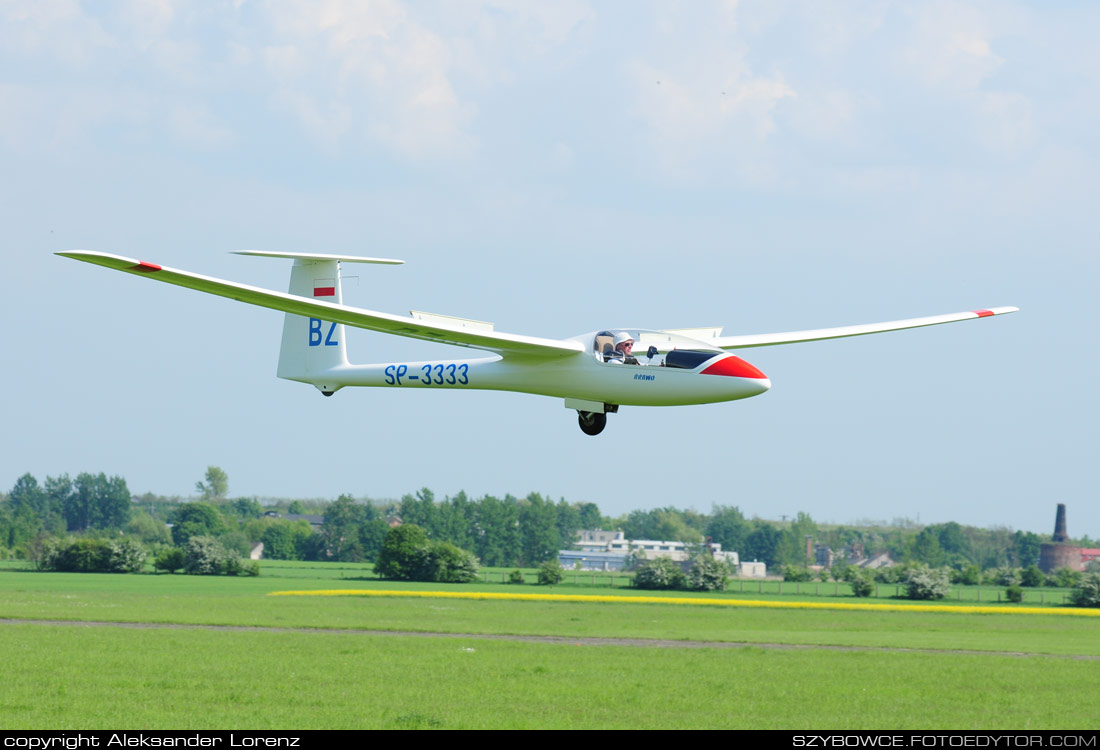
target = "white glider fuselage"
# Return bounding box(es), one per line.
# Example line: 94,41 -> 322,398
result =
297,346 -> 771,407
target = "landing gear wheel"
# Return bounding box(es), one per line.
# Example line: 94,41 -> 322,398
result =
577,411 -> 607,436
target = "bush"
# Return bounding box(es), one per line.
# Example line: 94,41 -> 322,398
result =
427,542 -> 479,583
781,565 -> 813,583
844,568 -> 874,598
1005,585 -> 1023,603
993,567 -> 1020,587
1070,572 -> 1100,608
904,564 -> 950,600
37,537 -> 145,573
375,525 -> 479,583
632,558 -> 686,590
184,536 -> 229,575
104,539 -> 146,573
1052,567 -> 1082,589
223,555 -> 244,576
1020,565 -> 1044,588
687,555 -> 728,591
154,547 -> 186,574
951,564 -> 981,586
537,560 -> 564,586
507,569 -> 525,584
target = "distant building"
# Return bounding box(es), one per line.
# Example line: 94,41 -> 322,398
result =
1039,504 -> 1086,573
559,530 -> 760,576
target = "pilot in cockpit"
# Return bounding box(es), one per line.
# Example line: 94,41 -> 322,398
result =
608,331 -> 640,365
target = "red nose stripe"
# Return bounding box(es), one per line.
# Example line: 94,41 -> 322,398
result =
701,355 -> 768,379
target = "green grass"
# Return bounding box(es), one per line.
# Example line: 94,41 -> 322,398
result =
2,565 -> 1099,729
2,623 -> 1098,729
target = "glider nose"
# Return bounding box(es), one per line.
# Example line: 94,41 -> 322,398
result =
701,354 -> 770,396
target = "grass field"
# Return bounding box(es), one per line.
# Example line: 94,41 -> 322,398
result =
2,562 -> 1098,729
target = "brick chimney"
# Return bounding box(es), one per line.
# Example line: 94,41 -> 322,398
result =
1053,503 -> 1068,542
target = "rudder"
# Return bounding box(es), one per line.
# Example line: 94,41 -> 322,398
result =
232,251 -> 404,395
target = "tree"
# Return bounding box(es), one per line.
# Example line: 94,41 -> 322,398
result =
322,494 -> 365,561
227,497 -> 262,519
376,524 -> 479,583
471,494 -> 521,568
195,466 -> 229,501
706,506 -> 749,557
59,473 -> 131,532
170,502 -> 227,546
743,522 -> 782,568
518,493 -> 561,566
1012,531 -> 1043,568
376,524 -> 431,580
359,518 -> 391,562
261,522 -> 302,560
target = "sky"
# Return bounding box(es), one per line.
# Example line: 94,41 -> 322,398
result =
2,0 -> 1097,536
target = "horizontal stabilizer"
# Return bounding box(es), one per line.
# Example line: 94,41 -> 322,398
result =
233,250 -> 404,265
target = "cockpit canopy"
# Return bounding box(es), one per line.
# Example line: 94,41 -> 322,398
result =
590,329 -> 724,369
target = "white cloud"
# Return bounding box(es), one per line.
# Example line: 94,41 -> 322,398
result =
902,2 -> 1003,92
627,49 -> 796,184
260,0 -> 476,159
0,0 -> 114,63
168,103 -> 236,148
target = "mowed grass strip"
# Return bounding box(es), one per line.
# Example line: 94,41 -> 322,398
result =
267,587 -> 1100,617
4,571 -> 1100,657
2,622 -> 1098,730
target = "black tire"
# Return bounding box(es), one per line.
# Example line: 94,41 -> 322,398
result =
577,411 -> 607,436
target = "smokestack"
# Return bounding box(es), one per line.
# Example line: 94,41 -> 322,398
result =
806,535 -> 813,564
1053,504 -> 1068,542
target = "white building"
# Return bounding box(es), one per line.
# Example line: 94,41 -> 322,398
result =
561,530 -> 759,574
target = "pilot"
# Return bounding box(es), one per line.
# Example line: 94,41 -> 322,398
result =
609,331 -> 640,365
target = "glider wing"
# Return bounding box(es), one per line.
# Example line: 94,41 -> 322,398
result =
712,307 -> 1019,350
57,251 -> 584,358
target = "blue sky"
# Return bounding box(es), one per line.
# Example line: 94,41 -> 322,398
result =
2,1 -> 1096,536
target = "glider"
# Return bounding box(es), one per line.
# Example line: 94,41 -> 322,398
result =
58,251 -> 1017,435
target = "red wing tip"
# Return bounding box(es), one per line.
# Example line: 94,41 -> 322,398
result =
974,309 -> 994,317
130,261 -> 162,273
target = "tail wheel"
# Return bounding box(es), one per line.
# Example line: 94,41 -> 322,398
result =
577,411 -> 607,436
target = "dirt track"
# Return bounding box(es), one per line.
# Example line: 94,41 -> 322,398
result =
2,617 -> 1096,660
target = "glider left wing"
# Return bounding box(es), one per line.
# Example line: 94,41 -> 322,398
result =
57,251 -> 584,359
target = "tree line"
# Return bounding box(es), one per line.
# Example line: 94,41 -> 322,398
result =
2,470 -> 1094,574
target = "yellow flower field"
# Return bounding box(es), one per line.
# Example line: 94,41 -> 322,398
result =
268,588 -> 1100,616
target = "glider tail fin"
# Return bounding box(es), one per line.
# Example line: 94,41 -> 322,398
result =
232,251 -> 404,396
278,257 -> 349,394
